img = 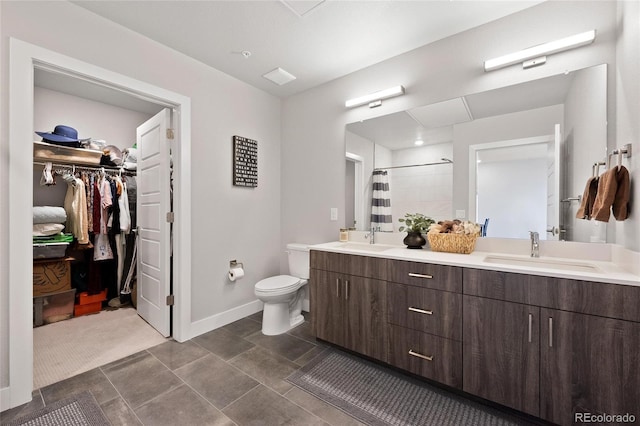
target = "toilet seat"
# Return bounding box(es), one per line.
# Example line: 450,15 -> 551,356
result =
255,275 -> 304,294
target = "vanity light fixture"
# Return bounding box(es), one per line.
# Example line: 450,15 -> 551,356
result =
484,30 -> 596,72
345,85 -> 405,108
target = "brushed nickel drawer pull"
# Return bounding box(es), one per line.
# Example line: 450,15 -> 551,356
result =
408,307 -> 433,315
528,313 -> 532,343
549,317 -> 553,348
335,278 -> 340,298
408,349 -> 433,361
345,280 -> 350,300
408,272 -> 433,279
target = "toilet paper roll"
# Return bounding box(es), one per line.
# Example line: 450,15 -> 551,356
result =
228,267 -> 244,282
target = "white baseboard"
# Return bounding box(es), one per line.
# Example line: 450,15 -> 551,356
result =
189,299 -> 263,339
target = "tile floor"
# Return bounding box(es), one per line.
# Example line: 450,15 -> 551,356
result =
1,312 -> 365,426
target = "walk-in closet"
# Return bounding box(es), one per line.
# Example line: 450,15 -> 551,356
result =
31,70 -> 169,389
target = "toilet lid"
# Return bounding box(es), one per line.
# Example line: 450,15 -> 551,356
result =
255,275 -> 301,292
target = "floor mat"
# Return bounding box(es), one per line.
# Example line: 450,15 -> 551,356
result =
287,349 -> 534,426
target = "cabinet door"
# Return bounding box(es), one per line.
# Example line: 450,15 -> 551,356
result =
344,276 -> 387,361
463,295 -> 540,416
312,269 -> 345,347
540,308 -> 640,426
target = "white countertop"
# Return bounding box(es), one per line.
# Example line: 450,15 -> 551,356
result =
310,241 -> 640,287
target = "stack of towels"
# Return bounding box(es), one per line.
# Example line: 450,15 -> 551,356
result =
33,206 -> 67,238
576,165 -> 630,222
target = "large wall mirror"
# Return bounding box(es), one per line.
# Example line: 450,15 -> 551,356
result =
345,63 -> 607,243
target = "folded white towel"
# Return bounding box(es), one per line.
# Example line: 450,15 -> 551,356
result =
33,206 -> 67,225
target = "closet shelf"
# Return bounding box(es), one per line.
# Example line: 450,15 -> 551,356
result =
34,141 -> 102,166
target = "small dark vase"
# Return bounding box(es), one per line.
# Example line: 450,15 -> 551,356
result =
403,232 -> 426,249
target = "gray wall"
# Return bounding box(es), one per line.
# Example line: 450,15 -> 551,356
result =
1,1 -> 282,389
281,1 -> 632,273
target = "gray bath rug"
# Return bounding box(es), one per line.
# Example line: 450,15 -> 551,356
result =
3,391 -> 109,426
287,349 -> 534,426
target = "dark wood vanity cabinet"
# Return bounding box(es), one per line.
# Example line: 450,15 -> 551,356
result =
311,251 -> 639,426
463,268 -> 640,425
462,295 -> 540,416
386,260 -> 463,388
310,251 -> 388,362
540,308 -> 640,426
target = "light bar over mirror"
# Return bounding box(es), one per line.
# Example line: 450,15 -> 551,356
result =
345,85 -> 405,108
484,30 -> 596,72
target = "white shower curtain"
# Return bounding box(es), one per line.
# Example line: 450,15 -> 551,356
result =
371,170 -> 393,232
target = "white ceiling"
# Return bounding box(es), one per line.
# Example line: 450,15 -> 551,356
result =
71,0 -> 543,98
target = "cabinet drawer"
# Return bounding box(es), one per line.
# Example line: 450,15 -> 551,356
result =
388,260 -> 461,292
387,282 -> 461,340
463,268 -> 529,304
464,268 -> 640,323
388,324 -> 462,389
530,278 -> 640,323
310,250 -> 388,280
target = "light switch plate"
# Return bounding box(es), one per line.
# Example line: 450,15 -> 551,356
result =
330,208 -> 338,221
455,210 -> 466,219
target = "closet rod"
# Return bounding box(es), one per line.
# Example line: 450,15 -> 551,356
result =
374,158 -> 453,172
34,161 -> 137,176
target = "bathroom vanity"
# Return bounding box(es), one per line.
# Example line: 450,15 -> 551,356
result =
309,242 -> 640,426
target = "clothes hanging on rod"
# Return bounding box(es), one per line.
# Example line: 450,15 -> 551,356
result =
36,161 -> 137,301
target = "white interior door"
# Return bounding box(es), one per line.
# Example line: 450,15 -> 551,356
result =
546,124 -> 561,241
137,108 -> 172,336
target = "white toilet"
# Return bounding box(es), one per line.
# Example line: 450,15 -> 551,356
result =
254,243 -> 309,335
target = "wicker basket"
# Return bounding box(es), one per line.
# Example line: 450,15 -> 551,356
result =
427,233 -> 478,254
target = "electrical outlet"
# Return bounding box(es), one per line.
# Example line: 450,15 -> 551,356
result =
330,208 -> 338,221
455,210 -> 466,219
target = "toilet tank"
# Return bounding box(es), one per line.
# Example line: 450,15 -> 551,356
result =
287,243 -> 310,279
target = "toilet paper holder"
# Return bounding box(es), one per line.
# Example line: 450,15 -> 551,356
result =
230,259 -> 244,269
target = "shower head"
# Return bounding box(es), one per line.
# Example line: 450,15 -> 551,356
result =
441,158 -> 453,163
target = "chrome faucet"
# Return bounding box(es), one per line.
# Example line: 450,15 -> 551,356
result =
366,227 -> 376,244
529,231 -> 539,258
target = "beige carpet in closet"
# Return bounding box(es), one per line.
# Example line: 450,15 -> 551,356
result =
33,306 -> 167,389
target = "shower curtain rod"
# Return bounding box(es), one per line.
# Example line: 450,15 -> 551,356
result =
373,159 -> 453,172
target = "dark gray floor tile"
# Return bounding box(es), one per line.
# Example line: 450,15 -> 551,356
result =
245,329 -> 316,361
41,368 -> 118,406
246,311 -> 263,323
229,346 -> 299,394
100,397 -> 143,426
175,354 -> 259,409
135,385 -> 234,426
193,328 -> 255,360
285,386 -> 365,426
101,351 -> 183,409
222,317 -> 263,337
0,391 -> 44,423
223,385 -> 327,426
147,339 -> 209,370
288,321 -> 319,344
294,345 -> 328,367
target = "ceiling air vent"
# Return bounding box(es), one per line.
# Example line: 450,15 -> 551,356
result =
262,67 -> 297,86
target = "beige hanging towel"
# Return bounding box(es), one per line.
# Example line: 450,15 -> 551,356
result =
592,166 -> 630,222
576,176 -> 598,219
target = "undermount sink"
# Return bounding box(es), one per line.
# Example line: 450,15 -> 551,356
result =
336,242 -> 397,252
483,255 -> 601,273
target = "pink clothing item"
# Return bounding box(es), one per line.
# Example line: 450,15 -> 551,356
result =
99,178 -> 112,234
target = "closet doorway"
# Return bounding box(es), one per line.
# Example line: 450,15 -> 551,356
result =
7,38 -> 192,409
